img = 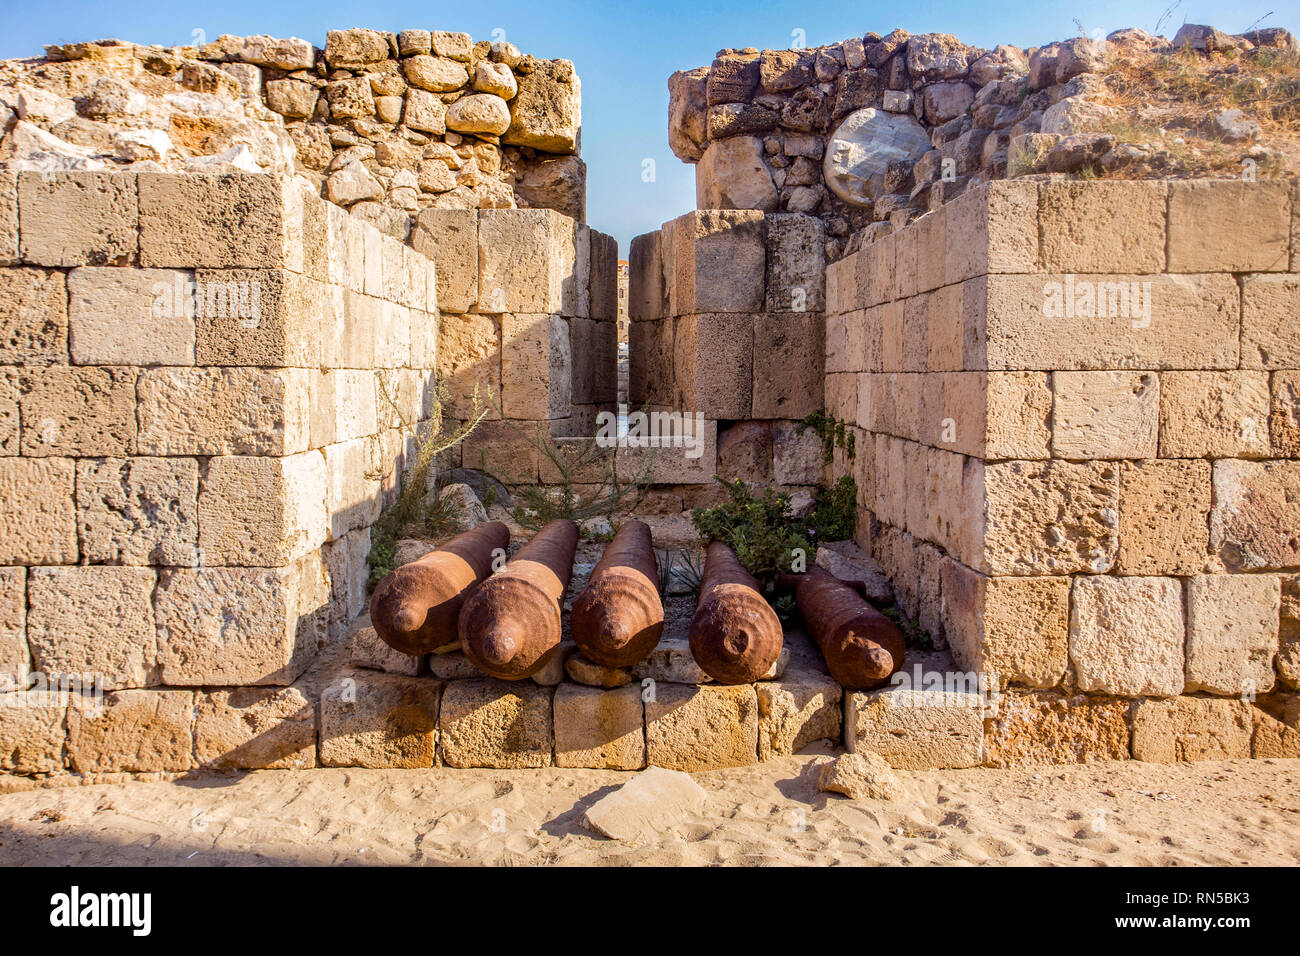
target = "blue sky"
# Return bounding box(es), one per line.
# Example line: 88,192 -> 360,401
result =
3,1 -> 1291,251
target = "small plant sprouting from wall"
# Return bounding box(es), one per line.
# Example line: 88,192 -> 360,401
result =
503,422 -> 651,538
809,475 -> 858,543
799,409 -> 856,464
365,377 -> 488,590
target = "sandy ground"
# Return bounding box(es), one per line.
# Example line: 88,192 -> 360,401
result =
1,753 -> 1297,866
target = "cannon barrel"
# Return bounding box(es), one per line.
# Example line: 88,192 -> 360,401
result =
688,541 -> 783,684
793,566 -> 905,689
458,518 -> 579,680
571,520 -> 664,667
370,521 -> 511,656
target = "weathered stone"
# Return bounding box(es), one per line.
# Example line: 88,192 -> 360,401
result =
765,213 -> 826,313
583,766 -> 707,841
1131,697 -> 1252,762
19,365 -> 136,458
325,29 -> 390,70
1038,181 -> 1165,272
137,367 -> 309,456
265,79 -> 318,118
1069,576 -> 1184,697
17,171 -> 137,266
553,683 -> 645,769
757,668 -> 843,759
824,108 -> 931,206
695,135 -> 777,212
1117,460 -> 1211,575
1211,460 -> 1300,571
645,683 -> 757,771
501,313 -> 571,420
478,208 -> 580,315
1185,574 -> 1280,696
68,690 -> 195,773
0,268 -> 66,365
503,59 -> 581,153
198,453 -> 325,566
139,173 -> 289,269
845,683 -> 985,769
1158,371 -> 1271,458
0,458 -> 77,565
0,692 -> 65,772
67,267 -> 194,365
350,623 -> 422,676
439,679 -> 554,768
27,566 -> 155,690
1241,275 -> 1300,369
319,670 -> 440,769
664,209 -> 766,315
326,161 -> 383,205
984,691 -> 1129,767
667,68 -> 709,162
1052,371 -> 1159,459
673,312 -> 752,419
1168,180 -> 1290,272
630,638 -> 712,685
195,686 -> 316,769
154,555 -> 327,685
817,750 -> 904,800
445,93 -> 511,135
77,457 -> 199,566
564,653 -> 632,688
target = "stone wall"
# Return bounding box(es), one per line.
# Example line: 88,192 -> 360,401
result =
668,25 -> 1297,261
822,178 -> 1300,764
625,209 -> 829,502
0,169 -> 443,773
0,27 -> 584,242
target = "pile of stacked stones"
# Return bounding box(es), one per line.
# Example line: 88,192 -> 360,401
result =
669,24 -> 1295,261
0,28 -> 584,241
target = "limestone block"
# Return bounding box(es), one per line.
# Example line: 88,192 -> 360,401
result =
27,567 -> 155,689
192,268 -> 321,367
1069,575 -> 1185,696
1211,460 -> 1300,571
19,366 -> 136,457
664,209 -> 766,315
940,561 -> 1069,688
0,172 -> 16,264
323,439 -> 382,541
350,622 -> 421,676
978,273 -> 1239,370
319,669 -> 441,769
1185,574 -> 1280,696
0,458 -> 77,565
583,766 -> 708,841
502,58 -> 581,153
436,312 -> 500,419
501,313 -> 572,420
439,678 -> 554,768
1168,180 -> 1291,272
630,640 -> 712,685
137,366 -> 310,457
0,691 -> 65,772
553,683 -> 646,769
154,553 -> 328,685
985,372 -> 1052,458
1131,697 -> 1252,762
757,667 -> 843,760
372,300 -> 410,370
1272,370 -> 1300,458
0,567 -> 26,688
139,173 -> 290,268
1051,370 -> 1158,459
772,421 -> 824,485
1159,371 -> 1271,458
477,209 -> 579,315
68,690 -> 195,773
983,691 -> 1130,767
944,180 -> 1039,282
614,417 -> 717,485
845,684 -> 985,769
195,686 -> 316,770
695,135 -> 778,212
588,229 -> 618,321
76,457 -> 199,566
313,368 -> 378,446
0,268 -> 67,365
1117,459 -> 1211,575
628,230 -> 665,321
18,171 -> 137,266
752,313 -> 824,420
981,460 -> 1118,575
645,683 -> 758,771
674,313 -> 752,419
459,420 -> 541,484
1252,704 -> 1300,758
65,267 -> 192,365
1038,181 -> 1166,272
1241,274 -> 1300,369
198,453 -> 326,566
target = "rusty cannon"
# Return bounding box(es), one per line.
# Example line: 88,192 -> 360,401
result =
571,520 -> 664,667
688,541 -> 784,684
370,521 -> 511,656
793,566 -> 905,689
458,518 -> 579,680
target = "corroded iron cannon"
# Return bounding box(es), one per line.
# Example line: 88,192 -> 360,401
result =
688,541 -> 784,684
458,518 -> 579,680
370,521 -> 511,656
571,520 -> 664,667
793,566 -> 905,689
